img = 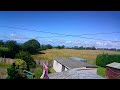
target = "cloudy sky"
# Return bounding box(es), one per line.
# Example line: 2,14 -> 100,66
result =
0,11 -> 120,48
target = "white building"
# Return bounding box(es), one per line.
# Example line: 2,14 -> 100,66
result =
53,58 -> 98,74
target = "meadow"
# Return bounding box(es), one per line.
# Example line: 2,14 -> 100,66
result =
32,49 -> 120,65
32,49 -> 120,78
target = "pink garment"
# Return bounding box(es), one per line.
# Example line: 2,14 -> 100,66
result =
43,63 -> 48,75
40,63 -> 49,79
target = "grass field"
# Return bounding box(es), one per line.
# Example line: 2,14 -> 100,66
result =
97,66 -> 106,77
0,63 -> 11,79
32,49 -> 120,65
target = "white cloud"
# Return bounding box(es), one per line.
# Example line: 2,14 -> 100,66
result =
95,41 -> 120,49
10,33 -> 16,37
9,33 -> 30,41
65,40 -> 71,44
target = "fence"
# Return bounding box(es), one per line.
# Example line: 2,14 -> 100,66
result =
35,60 -> 53,67
0,57 -> 15,64
0,57 -> 53,67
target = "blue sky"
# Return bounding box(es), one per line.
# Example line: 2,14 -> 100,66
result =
0,11 -> 120,48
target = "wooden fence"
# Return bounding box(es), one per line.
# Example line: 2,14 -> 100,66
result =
35,60 -> 53,67
0,57 -> 15,64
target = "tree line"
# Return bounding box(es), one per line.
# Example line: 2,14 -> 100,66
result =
66,46 -> 119,51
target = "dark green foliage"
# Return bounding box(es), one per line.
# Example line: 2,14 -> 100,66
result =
91,46 -> 96,50
22,39 -> 40,54
7,63 -> 28,79
96,54 -> 120,67
40,45 -> 47,50
56,45 -> 65,49
46,44 -> 53,49
61,45 -> 65,49
0,40 -> 4,47
5,40 -> 20,58
79,46 -> 84,50
57,46 -> 61,49
15,51 -> 36,69
0,47 -> 10,58
40,44 -> 53,50
7,63 -> 21,79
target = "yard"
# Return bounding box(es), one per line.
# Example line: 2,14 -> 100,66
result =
32,49 -> 120,77
32,49 -> 120,65
1,49 -> 119,78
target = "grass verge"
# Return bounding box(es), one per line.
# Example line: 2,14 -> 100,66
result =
97,66 -> 106,78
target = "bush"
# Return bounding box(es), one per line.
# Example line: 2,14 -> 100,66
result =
15,51 -> 36,70
15,59 -> 27,70
7,63 -> 28,79
7,63 -> 21,79
96,54 -> 120,67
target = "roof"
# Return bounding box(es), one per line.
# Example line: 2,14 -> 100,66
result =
69,57 -> 87,62
48,68 -> 104,79
106,62 -> 120,69
55,58 -> 97,69
69,57 -> 87,61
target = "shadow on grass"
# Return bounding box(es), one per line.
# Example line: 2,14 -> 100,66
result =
32,51 -> 45,55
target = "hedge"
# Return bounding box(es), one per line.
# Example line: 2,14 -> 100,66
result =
96,54 -> 120,67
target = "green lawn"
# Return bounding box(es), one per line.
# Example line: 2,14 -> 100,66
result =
30,64 -> 55,79
48,67 -> 55,73
97,66 -> 106,78
30,65 -> 43,79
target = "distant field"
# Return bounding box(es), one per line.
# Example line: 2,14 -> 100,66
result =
32,49 -> 120,65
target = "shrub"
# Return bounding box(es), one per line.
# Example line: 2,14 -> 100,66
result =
15,59 -> 27,70
7,63 -> 28,79
15,51 -> 36,70
7,63 -> 21,79
96,54 -> 120,67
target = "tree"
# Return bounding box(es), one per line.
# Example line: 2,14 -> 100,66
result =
5,40 -> 20,58
22,39 -> 40,54
0,40 -> 4,47
56,45 -> 61,49
73,46 -> 78,49
15,51 -> 36,70
79,46 -> 84,50
0,47 -> 9,58
61,45 -> 65,49
40,45 -> 47,50
46,44 -> 53,49
91,46 -> 96,50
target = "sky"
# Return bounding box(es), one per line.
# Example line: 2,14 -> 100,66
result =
0,11 -> 120,48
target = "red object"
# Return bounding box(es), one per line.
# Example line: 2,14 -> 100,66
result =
105,67 -> 120,79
